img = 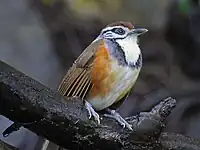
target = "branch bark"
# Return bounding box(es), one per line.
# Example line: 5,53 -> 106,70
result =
0,60 -> 200,150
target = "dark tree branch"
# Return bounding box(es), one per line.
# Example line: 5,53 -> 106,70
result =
160,132 -> 200,150
0,60 -> 200,150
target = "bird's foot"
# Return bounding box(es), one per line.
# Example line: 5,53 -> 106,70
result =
85,101 -> 100,124
104,109 -> 132,130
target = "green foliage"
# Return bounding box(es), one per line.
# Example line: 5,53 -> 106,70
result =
178,0 -> 191,15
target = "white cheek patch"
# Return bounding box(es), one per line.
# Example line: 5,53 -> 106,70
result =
116,37 -> 141,65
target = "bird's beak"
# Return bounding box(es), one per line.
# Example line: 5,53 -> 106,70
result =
128,28 -> 148,36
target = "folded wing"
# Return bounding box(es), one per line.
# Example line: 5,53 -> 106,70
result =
57,39 -> 104,99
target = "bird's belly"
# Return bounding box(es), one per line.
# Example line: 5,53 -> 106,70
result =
88,64 -> 141,111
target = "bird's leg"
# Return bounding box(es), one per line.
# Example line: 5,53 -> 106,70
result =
104,108 -> 132,130
103,89 -> 133,130
85,101 -> 100,124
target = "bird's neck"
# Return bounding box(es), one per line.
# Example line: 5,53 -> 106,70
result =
116,37 -> 141,67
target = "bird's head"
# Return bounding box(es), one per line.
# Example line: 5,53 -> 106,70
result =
98,21 -> 148,41
95,21 -> 148,67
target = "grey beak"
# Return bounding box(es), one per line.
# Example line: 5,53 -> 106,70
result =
129,28 -> 148,36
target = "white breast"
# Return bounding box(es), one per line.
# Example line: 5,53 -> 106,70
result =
116,36 -> 141,65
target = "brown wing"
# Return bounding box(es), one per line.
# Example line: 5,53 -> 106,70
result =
57,39 -> 104,99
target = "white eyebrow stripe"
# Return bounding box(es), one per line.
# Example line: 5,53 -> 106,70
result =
101,26 -> 128,33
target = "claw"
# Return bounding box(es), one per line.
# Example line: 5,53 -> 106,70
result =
88,109 -> 92,119
104,109 -> 133,130
85,101 -> 100,124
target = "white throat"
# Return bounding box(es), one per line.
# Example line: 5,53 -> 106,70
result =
116,37 -> 141,65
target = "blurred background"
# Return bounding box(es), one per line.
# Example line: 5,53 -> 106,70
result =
1,0 -> 200,149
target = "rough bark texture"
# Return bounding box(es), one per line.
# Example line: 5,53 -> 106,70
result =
0,60 -> 200,150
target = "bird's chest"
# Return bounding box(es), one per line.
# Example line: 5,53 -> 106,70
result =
88,56 -> 141,110
108,59 -> 141,98
88,41 -> 142,110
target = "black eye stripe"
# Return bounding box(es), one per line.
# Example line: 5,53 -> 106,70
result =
102,28 -> 125,35
111,28 -> 125,35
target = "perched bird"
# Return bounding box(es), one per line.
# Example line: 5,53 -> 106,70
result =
58,21 -> 148,130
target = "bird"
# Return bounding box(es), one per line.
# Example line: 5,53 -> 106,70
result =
57,21 -> 148,130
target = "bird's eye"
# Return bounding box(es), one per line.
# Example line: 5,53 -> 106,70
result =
112,28 -> 125,35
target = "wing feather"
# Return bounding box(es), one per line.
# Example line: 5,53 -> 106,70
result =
59,68 -> 82,95
57,39 -> 104,99
78,75 -> 91,97
72,71 -> 89,96
67,69 -> 86,96
82,79 -> 93,98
